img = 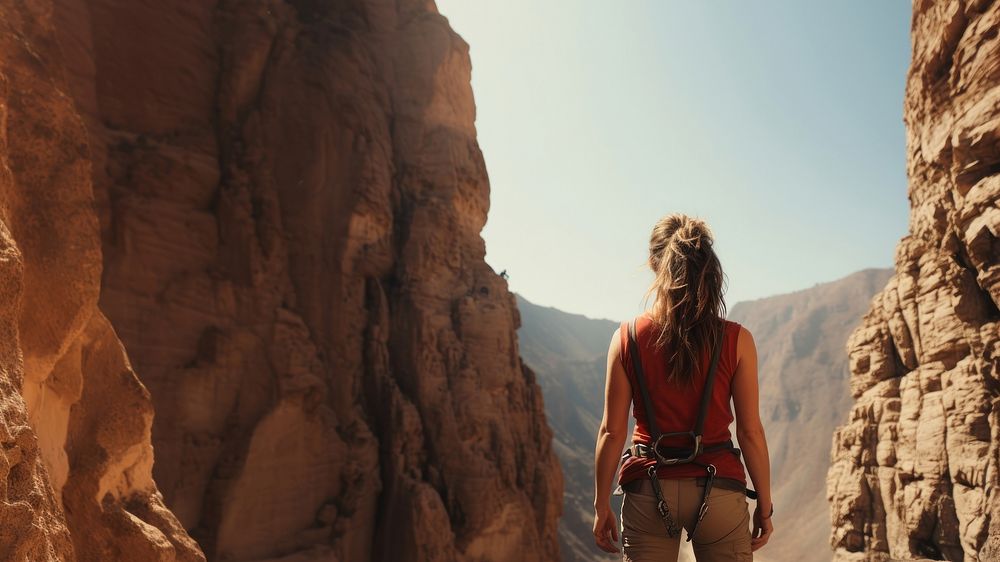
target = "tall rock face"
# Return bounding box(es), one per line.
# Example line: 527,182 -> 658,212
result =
45,1 -> 561,561
0,0 -> 203,560
827,2 -> 1000,561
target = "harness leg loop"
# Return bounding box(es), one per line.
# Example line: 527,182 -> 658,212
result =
687,464 -> 717,542
646,466 -> 680,538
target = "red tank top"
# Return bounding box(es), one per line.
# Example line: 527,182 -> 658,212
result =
617,315 -> 746,486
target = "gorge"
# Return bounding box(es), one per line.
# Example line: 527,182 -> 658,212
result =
0,0 -> 996,561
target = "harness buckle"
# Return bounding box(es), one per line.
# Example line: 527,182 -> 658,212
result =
651,432 -> 702,465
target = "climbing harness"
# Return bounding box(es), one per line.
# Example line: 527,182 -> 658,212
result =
619,319 -> 758,542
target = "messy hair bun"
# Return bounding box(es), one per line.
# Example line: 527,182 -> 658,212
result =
645,213 -> 726,384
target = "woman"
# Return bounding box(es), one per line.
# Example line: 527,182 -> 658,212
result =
593,214 -> 773,561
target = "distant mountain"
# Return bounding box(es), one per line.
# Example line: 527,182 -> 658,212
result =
516,295 -> 618,562
517,267 -> 892,562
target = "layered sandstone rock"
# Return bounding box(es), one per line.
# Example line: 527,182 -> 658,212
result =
0,0 -> 202,559
43,1 -> 561,561
827,1 -> 1000,560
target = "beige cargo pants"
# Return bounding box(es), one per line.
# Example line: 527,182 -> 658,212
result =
621,478 -> 752,561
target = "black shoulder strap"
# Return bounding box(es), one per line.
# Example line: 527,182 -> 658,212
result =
627,319 -> 661,440
693,325 -> 724,437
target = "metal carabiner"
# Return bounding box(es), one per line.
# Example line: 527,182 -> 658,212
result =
652,432 -> 703,465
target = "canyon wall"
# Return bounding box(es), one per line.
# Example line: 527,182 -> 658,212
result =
51,0 -> 562,561
827,1 -> 1000,560
0,0 -> 560,560
0,0 -> 202,559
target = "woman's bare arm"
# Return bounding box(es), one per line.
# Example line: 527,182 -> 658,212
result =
592,328 -> 632,553
731,325 -> 773,549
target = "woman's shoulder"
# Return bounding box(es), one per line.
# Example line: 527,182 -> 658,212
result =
723,318 -> 750,333
723,319 -> 753,347
723,319 -> 755,351
630,315 -> 746,339
628,312 -> 655,332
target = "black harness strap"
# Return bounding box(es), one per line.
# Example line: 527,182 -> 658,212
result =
622,319 -> 757,542
693,327 -> 723,438
628,320 -> 662,439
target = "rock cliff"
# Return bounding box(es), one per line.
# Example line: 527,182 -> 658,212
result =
0,0 -> 202,559
57,0 -> 562,560
827,1 -> 1000,560
0,0 -> 561,560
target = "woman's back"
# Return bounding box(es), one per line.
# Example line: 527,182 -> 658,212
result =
617,315 -> 746,486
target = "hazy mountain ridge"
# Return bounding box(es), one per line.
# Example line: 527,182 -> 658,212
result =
517,294 -> 618,562
519,267 -> 892,562
728,267 -> 893,561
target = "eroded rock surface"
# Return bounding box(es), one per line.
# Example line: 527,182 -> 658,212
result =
0,0 -> 203,559
46,1 -> 562,561
827,2 -> 1000,560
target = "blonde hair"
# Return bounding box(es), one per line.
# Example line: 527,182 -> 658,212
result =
644,213 -> 726,384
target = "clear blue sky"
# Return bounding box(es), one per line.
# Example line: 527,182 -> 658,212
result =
436,1 -> 912,322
